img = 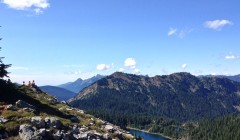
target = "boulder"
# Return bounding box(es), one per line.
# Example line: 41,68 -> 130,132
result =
0,116 -> 8,124
19,124 -> 38,140
70,116 -> 79,123
31,117 -> 45,128
61,131 -> 71,140
103,133 -> 111,140
104,125 -> 114,132
45,117 -> 62,129
53,130 -> 62,140
16,100 -> 36,111
75,133 -> 88,139
36,128 -> 47,137
5,104 -> 16,111
72,125 -> 80,134
87,130 -> 103,139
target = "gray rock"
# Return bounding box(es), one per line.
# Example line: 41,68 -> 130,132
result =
53,130 -> 62,140
5,104 -> 16,111
31,117 -> 45,128
19,124 -> 37,140
45,117 -> 62,129
36,128 -> 46,137
0,116 -> 8,124
16,100 -> 36,111
104,125 -> 114,132
79,126 -> 88,132
87,130 -> 103,139
70,116 -> 79,123
72,125 -> 80,134
103,133 -> 111,139
74,133 -> 88,139
62,131 -> 71,140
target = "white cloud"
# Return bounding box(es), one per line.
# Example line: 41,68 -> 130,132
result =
204,20 -> 233,30
2,0 -> 50,14
118,68 -> 125,72
124,58 -> 136,68
224,55 -> 240,60
181,64 -> 187,69
96,64 -> 112,71
133,68 -> 140,74
168,28 -> 177,36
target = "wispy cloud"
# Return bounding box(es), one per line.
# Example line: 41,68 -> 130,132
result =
167,28 -> 193,39
64,71 -> 82,75
224,55 -> 240,60
2,0 -> 50,14
204,19 -> 233,31
181,64 -> 187,69
168,28 -> 177,36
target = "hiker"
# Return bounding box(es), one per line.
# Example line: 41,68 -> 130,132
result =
32,80 -> 36,87
28,81 -> 32,87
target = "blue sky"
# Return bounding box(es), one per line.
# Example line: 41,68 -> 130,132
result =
0,0 -> 240,85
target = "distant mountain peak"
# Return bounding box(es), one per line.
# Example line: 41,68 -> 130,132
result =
58,74 -> 105,93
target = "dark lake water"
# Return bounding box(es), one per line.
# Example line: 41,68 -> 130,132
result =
128,129 -> 169,140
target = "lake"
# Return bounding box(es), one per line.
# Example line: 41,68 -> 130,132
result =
128,129 -> 169,140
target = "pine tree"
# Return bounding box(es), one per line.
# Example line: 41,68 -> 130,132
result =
0,26 -> 11,78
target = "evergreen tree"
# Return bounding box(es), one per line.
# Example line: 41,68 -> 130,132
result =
0,27 -> 11,78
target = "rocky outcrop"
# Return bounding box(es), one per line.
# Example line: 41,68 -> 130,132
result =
16,100 -> 36,111
19,124 -> 38,140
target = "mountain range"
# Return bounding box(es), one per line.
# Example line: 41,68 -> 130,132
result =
201,74 -> 240,83
39,74 -> 105,101
69,72 -> 240,122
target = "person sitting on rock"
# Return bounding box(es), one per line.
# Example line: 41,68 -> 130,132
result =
32,80 -> 35,87
28,81 -> 32,87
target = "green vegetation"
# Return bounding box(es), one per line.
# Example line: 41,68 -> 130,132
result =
89,110 -> 183,138
70,72 -> 240,138
188,114 -> 240,140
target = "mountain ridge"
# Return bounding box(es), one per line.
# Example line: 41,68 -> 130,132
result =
58,74 -> 105,93
40,85 -> 76,101
69,72 -> 240,122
